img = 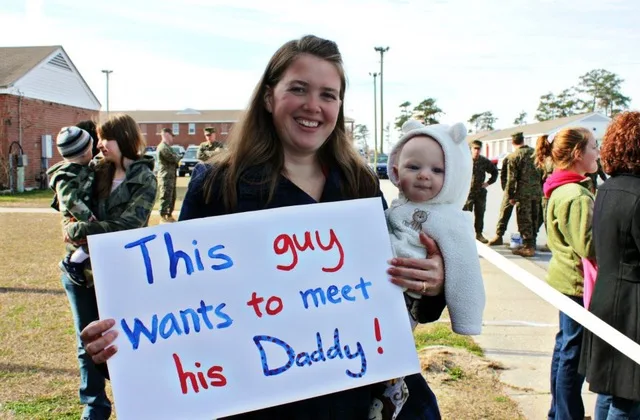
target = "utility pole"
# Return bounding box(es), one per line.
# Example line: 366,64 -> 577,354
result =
374,46 -> 389,154
369,72 -> 378,164
101,69 -> 113,114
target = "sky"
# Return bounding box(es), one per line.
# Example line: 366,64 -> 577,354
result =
2,0 -> 639,147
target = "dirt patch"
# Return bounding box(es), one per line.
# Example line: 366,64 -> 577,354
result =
420,346 -> 525,420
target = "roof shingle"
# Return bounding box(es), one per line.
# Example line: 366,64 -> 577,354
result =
0,46 -> 60,88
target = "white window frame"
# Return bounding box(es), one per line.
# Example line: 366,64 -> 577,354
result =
172,123 -> 180,135
188,123 -> 196,135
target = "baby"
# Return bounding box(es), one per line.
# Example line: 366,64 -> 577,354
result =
47,126 -> 97,287
370,120 -> 486,420
386,119 -> 485,334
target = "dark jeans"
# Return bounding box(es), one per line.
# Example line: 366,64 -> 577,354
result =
595,394 -> 640,420
463,189 -> 487,234
398,373 -> 441,419
61,274 -> 111,419
548,295 -> 585,420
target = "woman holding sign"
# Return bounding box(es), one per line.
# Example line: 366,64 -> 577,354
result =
81,35 -> 446,419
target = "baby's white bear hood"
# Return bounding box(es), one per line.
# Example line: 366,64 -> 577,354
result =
388,120 -> 472,207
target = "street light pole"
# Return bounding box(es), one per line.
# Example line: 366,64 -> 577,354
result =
101,69 -> 113,114
374,46 -> 389,154
369,72 -> 378,164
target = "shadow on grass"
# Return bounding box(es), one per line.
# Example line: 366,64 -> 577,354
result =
0,287 -> 65,296
0,363 -> 77,377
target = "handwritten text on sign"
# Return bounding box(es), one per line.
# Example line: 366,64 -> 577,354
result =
88,198 -> 420,420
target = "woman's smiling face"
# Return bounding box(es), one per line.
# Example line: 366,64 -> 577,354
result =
266,54 -> 342,157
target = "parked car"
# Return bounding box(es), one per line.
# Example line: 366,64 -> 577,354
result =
178,146 -> 199,177
372,154 -> 389,179
144,146 -> 157,159
171,145 -> 186,157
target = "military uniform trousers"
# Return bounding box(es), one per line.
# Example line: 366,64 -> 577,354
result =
495,193 -> 514,237
515,198 -> 541,247
158,174 -> 177,216
463,188 -> 488,234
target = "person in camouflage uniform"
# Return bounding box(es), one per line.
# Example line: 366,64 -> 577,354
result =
60,113 -> 158,420
197,127 -> 224,161
47,126 -> 97,287
463,140 -> 498,243
157,128 -> 181,222
503,132 -> 542,257
488,154 -> 515,246
489,132 -> 543,256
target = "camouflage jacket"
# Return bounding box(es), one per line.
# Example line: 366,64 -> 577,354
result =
65,156 -> 157,242
500,156 -> 510,190
197,141 -> 223,161
540,156 -> 555,185
506,145 -> 543,201
157,142 -> 180,177
47,160 -> 96,222
469,155 -> 498,196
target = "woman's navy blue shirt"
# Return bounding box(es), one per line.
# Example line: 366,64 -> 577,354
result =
179,163 -> 445,420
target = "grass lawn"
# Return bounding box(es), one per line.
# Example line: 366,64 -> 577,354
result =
0,211 -> 521,419
0,189 -> 55,208
0,176 -> 191,211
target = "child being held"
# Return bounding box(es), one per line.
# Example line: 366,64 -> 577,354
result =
47,126 -> 97,287
369,120 -> 485,420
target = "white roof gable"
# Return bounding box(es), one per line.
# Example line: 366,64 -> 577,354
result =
0,47 -> 101,110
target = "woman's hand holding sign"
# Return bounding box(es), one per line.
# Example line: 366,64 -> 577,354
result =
82,318 -> 118,365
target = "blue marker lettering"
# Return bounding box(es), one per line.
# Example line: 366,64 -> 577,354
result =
164,232 -> 194,278
214,303 -> 233,328
121,316 -> 158,350
208,245 -> 234,270
124,234 -> 157,284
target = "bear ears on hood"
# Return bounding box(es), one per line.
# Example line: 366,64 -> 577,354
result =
387,119 -> 467,187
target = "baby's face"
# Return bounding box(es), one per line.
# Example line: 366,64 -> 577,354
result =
393,135 -> 444,202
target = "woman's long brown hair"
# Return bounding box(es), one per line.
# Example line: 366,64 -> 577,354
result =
203,35 -> 378,211
94,113 -> 146,199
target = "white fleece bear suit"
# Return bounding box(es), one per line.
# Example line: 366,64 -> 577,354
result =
386,120 -> 485,336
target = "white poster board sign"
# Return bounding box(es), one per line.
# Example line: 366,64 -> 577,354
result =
88,197 -> 420,419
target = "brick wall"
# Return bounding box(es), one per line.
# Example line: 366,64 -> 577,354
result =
0,94 -> 97,189
140,122 -> 235,148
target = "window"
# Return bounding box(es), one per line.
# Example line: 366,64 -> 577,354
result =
188,123 -> 196,135
221,123 -> 228,135
156,124 -> 162,135
172,123 -> 180,135
140,123 -> 147,135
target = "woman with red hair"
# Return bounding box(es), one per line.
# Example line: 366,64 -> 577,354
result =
580,111 -> 640,419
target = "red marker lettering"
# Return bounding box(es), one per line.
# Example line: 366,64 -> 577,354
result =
272,229 -> 344,272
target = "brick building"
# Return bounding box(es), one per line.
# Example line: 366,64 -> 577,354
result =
0,46 -> 101,189
102,109 -> 357,149
100,109 -> 244,149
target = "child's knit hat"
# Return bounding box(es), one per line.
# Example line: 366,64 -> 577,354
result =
56,126 -> 93,158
